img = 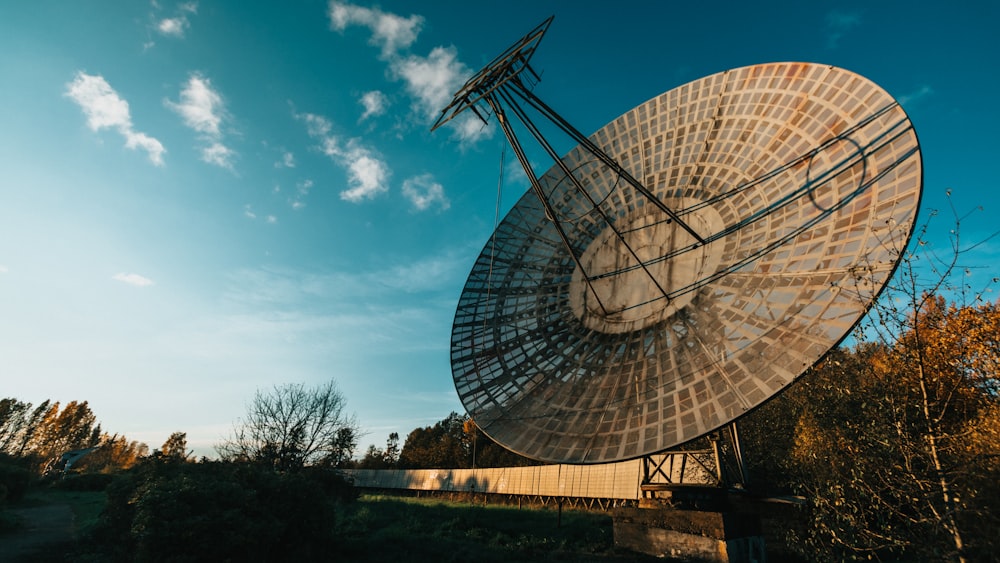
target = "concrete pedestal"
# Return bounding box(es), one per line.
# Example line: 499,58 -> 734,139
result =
613,505 -> 766,562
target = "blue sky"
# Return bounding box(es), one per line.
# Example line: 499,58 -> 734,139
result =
1,1 -> 997,457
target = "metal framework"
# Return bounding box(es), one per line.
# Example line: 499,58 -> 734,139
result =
440,20 -> 922,465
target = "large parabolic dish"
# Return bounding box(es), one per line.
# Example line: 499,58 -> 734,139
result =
448,59 -> 922,464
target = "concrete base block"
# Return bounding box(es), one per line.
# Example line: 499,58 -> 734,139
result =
613,506 -> 766,562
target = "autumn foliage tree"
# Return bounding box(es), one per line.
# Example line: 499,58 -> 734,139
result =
741,201 -> 1000,562
157,431 -> 192,461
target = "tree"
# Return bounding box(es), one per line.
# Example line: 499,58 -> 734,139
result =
741,200 -> 1000,562
397,413 -> 538,469
358,432 -> 401,469
27,401 -> 101,472
399,412 -> 469,469
157,431 -> 192,461
218,380 -> 359,471
76,434 -> 149,473
0,399 -> 51,457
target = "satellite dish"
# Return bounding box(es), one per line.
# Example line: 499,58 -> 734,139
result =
439,19 -> 921,464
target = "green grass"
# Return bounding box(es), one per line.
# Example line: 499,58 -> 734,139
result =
19,488 -> 107,536
335,494 -> 658,562
47,490 -> 105,534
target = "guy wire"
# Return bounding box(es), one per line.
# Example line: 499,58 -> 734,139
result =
483,143 -> 506,340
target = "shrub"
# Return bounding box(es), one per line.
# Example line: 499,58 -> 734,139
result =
0,461 -> 31,503
51,472 -> 114,492
88,459 -> 356,561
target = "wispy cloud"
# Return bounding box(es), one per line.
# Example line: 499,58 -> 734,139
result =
275,150 -> 296,168
358,90 -> 387,121
113,272 -> 155,287
65,72 -> 166,166
244,204 -> 278,224
167,73 -> 236,169
0,265 -> 8,274
825,10 -> 862,49
898,85 -> 934,108
328,1 -> 423,59
402,174 -> 449,212
297,112 -> 390,203
224,247 -> 470,311
290,179 -> 314,209
327,1 -> 492,146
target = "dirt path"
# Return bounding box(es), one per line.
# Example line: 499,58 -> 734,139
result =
0,504 -> 75,562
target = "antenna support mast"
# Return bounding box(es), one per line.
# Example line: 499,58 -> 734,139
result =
432,17 -> 705,316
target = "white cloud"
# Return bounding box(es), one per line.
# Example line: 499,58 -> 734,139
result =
402,174 -> 449,212
340,146 -> 390,202
113,272 -> 155,287
328,1 -> 423,59
155,2 -> 197,39
169,74 -> 222,136
266,215 -> 277,224
297,111 -> 391,203
158,17 -> 188,37
167,73 -> 235,169
391,47 -> 469,120
201,142 -> 235,169
825,10 -> 862,49
359,90 -> 387,121
452,113 -> 493,144
65,72 -> 166,166
327,3 -> 492,146
0,265 -> 8,274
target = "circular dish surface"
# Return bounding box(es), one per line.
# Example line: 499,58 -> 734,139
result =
451,62 -> 922,464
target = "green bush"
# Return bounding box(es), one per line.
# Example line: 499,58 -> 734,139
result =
0,461 -> 31,503
88,459 -> 356,561
51,472 -> 114,492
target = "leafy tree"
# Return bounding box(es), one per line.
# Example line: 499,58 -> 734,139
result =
398,413 -> 538,469
741,201 -> 1000,562
399,412 -> 470,469
358,432 -> 401,469
384,431 -> 400,466
28,401 -> 102,472
0,398 -> 51,457
156,431 -> 191,461
218,380 -> 359,471
76,434 -> 149,473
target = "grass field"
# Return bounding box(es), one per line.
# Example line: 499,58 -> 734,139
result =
5,486 -> 668,561
336,494 -> 660,562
